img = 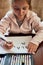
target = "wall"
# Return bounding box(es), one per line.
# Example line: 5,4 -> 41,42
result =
31,0 -> 43,20
0,0 -> 11,19
0,0 -> 43,20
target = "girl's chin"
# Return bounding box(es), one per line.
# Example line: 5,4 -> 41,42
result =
18,17 -> 24,21
18,19 -> 23,21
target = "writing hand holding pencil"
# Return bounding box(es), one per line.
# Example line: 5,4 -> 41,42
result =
0,35 -> 13,49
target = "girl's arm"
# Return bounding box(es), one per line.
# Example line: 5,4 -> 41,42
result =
27,12 -> 43,53
30,14 -> 43,45
0,11 -> 13,49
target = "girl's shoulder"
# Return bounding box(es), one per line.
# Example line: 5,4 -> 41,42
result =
4,10 -> 15,19
26,10 -> 37,18
26,10 -> 41,20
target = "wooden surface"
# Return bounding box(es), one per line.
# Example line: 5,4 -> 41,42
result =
33,42 -> 43,65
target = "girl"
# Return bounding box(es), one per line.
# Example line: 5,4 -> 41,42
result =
0,0 -> 43,65
0,0 -> 43,53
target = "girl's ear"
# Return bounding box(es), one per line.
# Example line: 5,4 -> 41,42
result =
26,0 -> 32,10
11,2 -> 14,8
12,0 -> 15,4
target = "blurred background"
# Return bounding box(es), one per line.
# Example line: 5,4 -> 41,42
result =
0,0 -> 43,20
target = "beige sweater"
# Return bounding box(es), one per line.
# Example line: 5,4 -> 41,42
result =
0,10 -> 43,45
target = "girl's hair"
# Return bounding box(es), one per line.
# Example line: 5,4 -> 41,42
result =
12,0 -> 32,10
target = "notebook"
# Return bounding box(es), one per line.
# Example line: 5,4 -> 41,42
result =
0,34 -> 35,54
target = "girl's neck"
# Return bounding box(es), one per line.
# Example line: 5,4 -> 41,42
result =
14,14 -> 26,22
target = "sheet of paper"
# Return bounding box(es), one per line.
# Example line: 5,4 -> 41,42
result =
0,36 -> 32,54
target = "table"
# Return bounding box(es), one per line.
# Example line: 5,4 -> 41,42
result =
33,41 -> 43,65
0,42 -> 43,65
0,33 -> 43,65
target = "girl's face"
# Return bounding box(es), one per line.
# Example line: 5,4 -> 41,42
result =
12,0 -> 29,21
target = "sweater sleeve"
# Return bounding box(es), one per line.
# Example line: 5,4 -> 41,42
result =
30,12 -> 43,45
0,11 -> 11,42
0,16 -> 10,34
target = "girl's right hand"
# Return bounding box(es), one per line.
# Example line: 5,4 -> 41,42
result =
3,42 -> 13,49
0,38 -> 13,49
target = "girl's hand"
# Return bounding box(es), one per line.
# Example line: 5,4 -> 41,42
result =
3,42 -> 13,49
27,42 -> 39,54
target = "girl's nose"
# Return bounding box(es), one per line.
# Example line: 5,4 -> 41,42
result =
19,9 -> 24,15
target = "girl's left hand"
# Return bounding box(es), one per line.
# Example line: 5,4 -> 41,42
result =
27,42 -> 39,54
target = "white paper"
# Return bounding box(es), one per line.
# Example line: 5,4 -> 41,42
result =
0,36 -> 32,54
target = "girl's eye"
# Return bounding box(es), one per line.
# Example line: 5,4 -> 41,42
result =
14,8 -> 20,10
23,7 -> 26,10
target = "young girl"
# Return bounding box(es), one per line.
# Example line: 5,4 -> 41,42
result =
0,0 -> 43,65
0,0 -> 43,53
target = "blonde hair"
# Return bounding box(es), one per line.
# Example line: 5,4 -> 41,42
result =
12,0 -> 32,10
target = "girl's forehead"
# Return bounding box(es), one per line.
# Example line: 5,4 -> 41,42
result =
12,0 -> 29,8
